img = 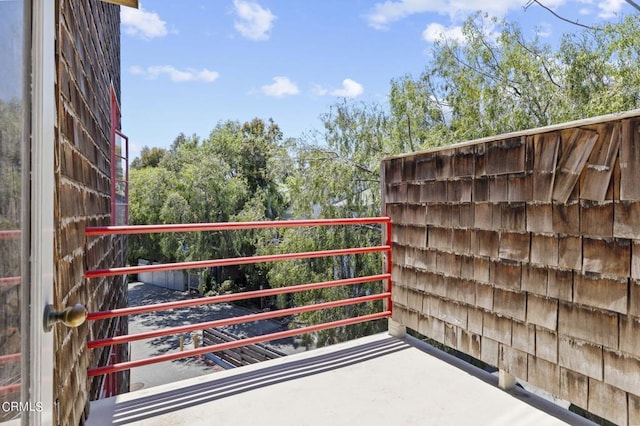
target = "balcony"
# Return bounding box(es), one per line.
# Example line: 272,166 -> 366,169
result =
87,333 -> 589,426
81,218 -> 592,425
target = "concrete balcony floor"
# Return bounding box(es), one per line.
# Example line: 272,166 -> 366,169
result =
88,333 -> 593,426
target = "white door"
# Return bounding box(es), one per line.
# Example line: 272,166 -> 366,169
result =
0,1 -> 54,424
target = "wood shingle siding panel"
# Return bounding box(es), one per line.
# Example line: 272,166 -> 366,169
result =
561,368 -> 589,409
527,294 -> 558,330
631,396 -> 640,426
559,303 -> 618,349
532,132 -> 560,202
473,177 -> 489,202
619,315 -> 640,358
605,350 -> 640,396
508,173 -> 533,202
482,312 -> 512,345
383,110 -> 640,425
473,229 -> 499,258
453,146 -> 475,177
420,180 -> 447,203
435,150 -> 453,180
488,175 -> 509,202
458,203 -> 475,227
402,155 -> 416,182
498,345 -> 528,380
558,235 -> 582,270
512,321 -> 536,355
490,259 -> 522,291
620,118 -> 640,201
385,158 -> 403,184
527,203 -> 554,233
573,273 -> 627,314
415,155 -> 437,181
552,202 -> 579,235
493,288 -> 526,321
558,336 -> 604,380
614,201 -> 640,239
553,128 -> 599,203
498,231 -> 530,262
447,179 -> 472,202
500,203 -> 526,232
474,202 -> 493,230
547,268 -> 573,302
581,122 -> 620,202
528,356 -> 560,396
583,237 -> 631,277
580,201 -> 614,238
535,328 -> 558,363
486,137 -> 526,175
522,265 -> 548,296
407,183 -> 421,203
588,379 -> 629,426
530,234 -> 558,267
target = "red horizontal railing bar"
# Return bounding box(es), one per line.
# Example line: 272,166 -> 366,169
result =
0,276 -> 20,287
88,292 -> 390,349
85,245 -> 390,279
0,230 -> 20,240
0,383 -> 20,397
0,353 -> 21,364
87,310 -> 390,377
87,273 -> 389,321
85,217 -> 390,236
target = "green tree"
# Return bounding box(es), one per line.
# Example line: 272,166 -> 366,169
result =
130,146 -> 166,169
128,119 -> 289,299
389,13 -> 640,145
260,100 -> 396,347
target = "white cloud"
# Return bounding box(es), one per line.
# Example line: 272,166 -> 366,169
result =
422,23 -> 465,43
366,0 -> 567,29
130,65 -> 219,83
312,79 -> 365,98
330,79 -> 364,98
233,0 -> 276,41
121,2 -> 168,40
261,76 -> 299,97
597,0 -> 626,18
311,84 -> 329,96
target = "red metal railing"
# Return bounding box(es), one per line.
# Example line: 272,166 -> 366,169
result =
0,230 -> 21,288
85,217 -> 392,378
0,230 -> 22,396
0,353 -> 21,397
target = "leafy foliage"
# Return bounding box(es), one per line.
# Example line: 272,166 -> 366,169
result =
128,119 -> 289,297
129,14 -> 640,347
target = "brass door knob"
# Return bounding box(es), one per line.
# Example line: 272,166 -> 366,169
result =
43,303 -> 87,332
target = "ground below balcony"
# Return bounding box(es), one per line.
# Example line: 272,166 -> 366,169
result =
87,333 -> 594,426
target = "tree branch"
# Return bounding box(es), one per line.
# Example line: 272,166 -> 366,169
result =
525,0 -> 601,31
625,0 -> 640,12
514,39 -> 563,89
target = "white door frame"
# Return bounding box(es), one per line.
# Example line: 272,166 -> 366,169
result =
28,0 -> 54,424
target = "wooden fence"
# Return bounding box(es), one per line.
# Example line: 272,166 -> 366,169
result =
382,109 -> 640,425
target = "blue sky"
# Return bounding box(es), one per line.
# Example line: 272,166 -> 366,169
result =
120,0 -> 637,158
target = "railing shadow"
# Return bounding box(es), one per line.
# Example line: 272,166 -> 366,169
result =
103,336 -> 409,425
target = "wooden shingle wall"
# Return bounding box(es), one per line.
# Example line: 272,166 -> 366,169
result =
383,113 -> 640,425
55,2 -> 128,425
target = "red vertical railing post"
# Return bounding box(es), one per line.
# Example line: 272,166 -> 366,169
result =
386,219 -> 393,315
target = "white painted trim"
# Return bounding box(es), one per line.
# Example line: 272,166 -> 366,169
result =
29,0 -> 55,424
